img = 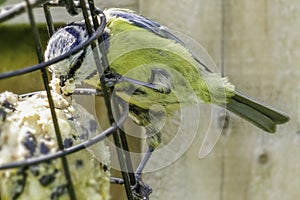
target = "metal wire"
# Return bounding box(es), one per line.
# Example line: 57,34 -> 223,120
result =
25,0 -> 77,198
0,0 -> 47,23
0,0 -> 137,199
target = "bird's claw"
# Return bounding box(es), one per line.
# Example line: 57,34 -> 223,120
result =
131,176 -> 152,200
104,71 -> 122,87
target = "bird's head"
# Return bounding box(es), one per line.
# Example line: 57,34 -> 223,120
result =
44,22 -> 95,95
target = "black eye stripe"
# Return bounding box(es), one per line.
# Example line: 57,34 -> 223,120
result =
67,49 -> 87,80
59,48 -> 87,89
61,23 -> 89,82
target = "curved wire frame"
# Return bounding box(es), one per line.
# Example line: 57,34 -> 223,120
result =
0,0 -> 137,199
0,89 -> 128,170
0,0 -> 47,23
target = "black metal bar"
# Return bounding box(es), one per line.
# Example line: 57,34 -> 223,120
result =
119,129 -> 137,184
26,2 -> 43,63
91,7 -> 136,200
43,3 -> 55,36
112,96 -> 137,185
87,0 -> 98,27
25,1 -> 76,199
80,2 -> 135,199
111,134 -> 135,199
93,8 -> 135,200
88,0 -> 137,188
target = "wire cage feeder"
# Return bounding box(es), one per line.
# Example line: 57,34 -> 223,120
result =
0,0 -> 143,199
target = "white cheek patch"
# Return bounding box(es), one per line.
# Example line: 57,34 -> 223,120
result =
45,24 -> 88,76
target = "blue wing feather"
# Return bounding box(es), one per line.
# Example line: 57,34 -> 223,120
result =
105,9 -> 186,43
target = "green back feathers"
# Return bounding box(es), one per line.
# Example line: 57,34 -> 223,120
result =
103,10 -> 289,133
106,17 -> 235,111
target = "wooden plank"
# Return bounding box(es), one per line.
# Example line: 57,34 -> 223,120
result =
139,0 -> 298,199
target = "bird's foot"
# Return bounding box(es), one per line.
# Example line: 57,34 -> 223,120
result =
104,71 -> 121,87
131,174 -> 152,200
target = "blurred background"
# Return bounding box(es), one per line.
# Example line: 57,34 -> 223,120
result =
0,0 -> 299,199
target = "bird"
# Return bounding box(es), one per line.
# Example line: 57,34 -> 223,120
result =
44,7 -> 289,194
0,91 -> 110,200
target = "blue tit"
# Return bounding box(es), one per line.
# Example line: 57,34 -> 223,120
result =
45,8 -> 289,148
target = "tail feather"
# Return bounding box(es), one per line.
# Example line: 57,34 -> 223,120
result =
226,91 -> 289,133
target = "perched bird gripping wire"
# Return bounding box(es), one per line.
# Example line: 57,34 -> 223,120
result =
44,7 -> 290,198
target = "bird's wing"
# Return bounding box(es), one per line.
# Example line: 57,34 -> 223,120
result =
104,8 -> 213,72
